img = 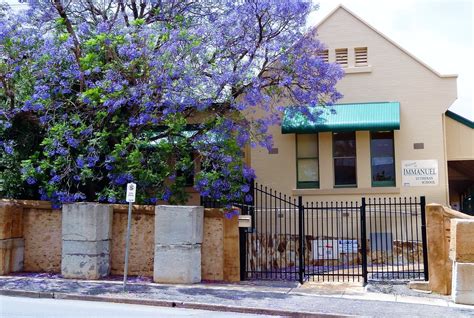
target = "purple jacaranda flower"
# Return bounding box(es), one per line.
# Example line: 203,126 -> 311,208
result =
76,157 -> 85,168
26,176 -> 37,185
3,144 -> 13,155
73,192 -> 86,201
49,175 -> 61,184
245,194 -> 253,203
162,188 -> 172,201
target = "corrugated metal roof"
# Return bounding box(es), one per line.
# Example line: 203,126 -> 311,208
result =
281,102 -> 400,134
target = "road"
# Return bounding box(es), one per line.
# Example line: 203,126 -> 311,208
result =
0,296 -> 278,318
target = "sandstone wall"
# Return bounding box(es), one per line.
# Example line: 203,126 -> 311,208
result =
0,200 -> 240,282
426,204 -> 474,295
450,219 -> 474,305
0,202 -> 24,274
110,205 -> 155,276
202,209 -> 240,282
202,213 -> 224,280
22,202 -> 62,273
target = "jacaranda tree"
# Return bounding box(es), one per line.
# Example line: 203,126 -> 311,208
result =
0,0 -> 343,207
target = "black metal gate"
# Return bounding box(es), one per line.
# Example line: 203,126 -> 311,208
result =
202,182 -> 429,284
363,197 -> 428,281
303,200 -> 364,283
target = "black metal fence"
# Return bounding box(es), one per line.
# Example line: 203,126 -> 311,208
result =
364,197 -> 428,281
201,182 -> 428,284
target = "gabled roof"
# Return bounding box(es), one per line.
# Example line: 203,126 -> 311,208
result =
313,4 -> 457,79
446,111 -> 474,129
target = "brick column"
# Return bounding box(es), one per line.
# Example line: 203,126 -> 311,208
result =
61,203 -> 113,279
153,205 -> 203,284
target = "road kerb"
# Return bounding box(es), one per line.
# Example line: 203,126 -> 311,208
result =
0,289 -> 51,298
0,289 -> 355,318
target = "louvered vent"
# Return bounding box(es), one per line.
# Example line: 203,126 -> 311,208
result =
355,47 -> 368,66
335,48 -> 348,67
318,50 -> 329,63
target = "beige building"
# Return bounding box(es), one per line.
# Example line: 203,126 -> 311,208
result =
445,111 -> 474,212
250,5 -> 473,211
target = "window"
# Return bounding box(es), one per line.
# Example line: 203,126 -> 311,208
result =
354,47 -> 368,66
296,134 -> 319,188
371,131 -> 395,187
333,132 -> 356,187
335,48 -> 348,67
318,49 -> 329,63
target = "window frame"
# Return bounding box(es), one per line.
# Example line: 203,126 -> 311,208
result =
296,134 -> 320,189
370,131 -> 396,187
332,131 -> 357,188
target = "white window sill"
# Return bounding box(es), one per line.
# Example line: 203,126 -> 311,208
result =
292,187 -> 400,196
344,66 -> 372,74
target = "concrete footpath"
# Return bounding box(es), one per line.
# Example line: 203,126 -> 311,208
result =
0,276 -> 473,317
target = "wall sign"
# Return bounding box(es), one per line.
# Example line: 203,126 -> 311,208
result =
313,240 -> 339,260
338,240 -> 358,253
402,160 -> 438,187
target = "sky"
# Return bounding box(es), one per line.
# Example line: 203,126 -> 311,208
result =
308,0 -> 474,120
3,0 -> 473,120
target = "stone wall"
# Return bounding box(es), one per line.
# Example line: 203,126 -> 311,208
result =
202,209 -> 240,282
247,234 -> 422,273
110,205 -> 155,276
202,213 -> 224,278
426,204 -> 474,295
0,202 -> 24,274
369,241 -> 424,266
0,200 -> 240,282
450,219 -> 474,305
22,202 -> 62,273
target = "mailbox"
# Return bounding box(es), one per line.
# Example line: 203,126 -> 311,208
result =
238,215 -> 252,228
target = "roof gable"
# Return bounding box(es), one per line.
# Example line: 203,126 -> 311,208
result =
314,5 -> 457,79
446,111 -> 474,129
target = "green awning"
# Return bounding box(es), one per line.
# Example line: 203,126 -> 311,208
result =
282,102 -> 400,134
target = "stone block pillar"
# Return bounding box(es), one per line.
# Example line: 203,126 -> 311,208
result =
61,203 -> 113,279
426,203 -> 452,295
153,205 -> 204,284
450,219 -> 474,305
0,202 -> 24,275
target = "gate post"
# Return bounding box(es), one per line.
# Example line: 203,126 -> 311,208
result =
298,196 -> 305,284
239,180 -> 254,281
360,198 -> 368,285
239,227 -> 247,281
420,196 -> 429,281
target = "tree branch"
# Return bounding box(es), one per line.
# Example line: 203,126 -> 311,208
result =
52,0 -> 85,91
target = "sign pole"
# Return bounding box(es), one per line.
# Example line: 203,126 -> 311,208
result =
123,183 -> 136,291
